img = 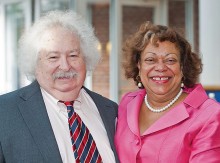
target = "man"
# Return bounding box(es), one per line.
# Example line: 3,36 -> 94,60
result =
0,10 -> 119,163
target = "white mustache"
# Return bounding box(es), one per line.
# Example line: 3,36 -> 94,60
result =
53,71 -> 77,80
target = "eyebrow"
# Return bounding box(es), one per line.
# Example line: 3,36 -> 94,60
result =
146,52 -> 178,57
45,49 -> 80,55
47,51 -> 59,54
45,51 -> 60,56
69,49 -> 80,53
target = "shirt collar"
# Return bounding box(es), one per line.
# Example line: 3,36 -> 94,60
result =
40,87 -> 59,104
40,87 -> 85,112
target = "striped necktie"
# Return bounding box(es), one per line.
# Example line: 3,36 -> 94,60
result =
62,101 -> 102,163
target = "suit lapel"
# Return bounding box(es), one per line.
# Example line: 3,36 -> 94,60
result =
17,81 -> 62,162
92,95 -> 115,145
84,87 -> 119,163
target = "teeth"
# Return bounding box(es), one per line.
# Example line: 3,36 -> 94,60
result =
153,77 -> 160,81
153,77 -> 168,81
161,77 -> 168,80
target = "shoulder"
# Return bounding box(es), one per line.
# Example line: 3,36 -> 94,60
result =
0,81 -> 40,106
187,98 -> 220,135
185,84 -> 220,120
191,99 -> 220,147
120,89 -> 145,104
200,98 -> 220,116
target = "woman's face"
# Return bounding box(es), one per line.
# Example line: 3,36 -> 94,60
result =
138,41 -> 183,97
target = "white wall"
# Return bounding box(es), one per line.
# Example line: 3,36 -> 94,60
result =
200,0 -> 220,87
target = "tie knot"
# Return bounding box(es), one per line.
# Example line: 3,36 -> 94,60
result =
59,101 -> 74,106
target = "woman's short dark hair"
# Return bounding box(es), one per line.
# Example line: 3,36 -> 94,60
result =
122,21 -> 202,88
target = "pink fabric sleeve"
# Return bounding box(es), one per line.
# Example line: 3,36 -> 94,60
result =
190,108 -> 220,162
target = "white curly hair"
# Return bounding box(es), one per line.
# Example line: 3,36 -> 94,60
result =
18,10 -> 101,81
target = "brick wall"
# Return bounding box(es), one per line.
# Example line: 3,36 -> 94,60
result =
91,4 -> 110,98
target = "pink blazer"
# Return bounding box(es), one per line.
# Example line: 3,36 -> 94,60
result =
115,84 -> 220,163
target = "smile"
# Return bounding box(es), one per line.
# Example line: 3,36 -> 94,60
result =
152,77 -> 169,81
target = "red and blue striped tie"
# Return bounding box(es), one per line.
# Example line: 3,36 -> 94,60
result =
63,101 -> 102,163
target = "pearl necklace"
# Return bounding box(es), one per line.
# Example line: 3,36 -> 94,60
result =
144,88 -> 183,113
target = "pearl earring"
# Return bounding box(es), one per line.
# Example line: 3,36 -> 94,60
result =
138,82 -> 142,88
181,82 -> 184,88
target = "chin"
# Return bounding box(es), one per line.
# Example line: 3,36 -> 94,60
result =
63,86 -> 76,91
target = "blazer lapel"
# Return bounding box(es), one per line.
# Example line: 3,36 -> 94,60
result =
144,103 -> 189,135
126,93 -> 144,137
18,81 -> 62,162
125,89 -> 189,136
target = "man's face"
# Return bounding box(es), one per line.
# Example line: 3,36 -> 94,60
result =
35,27 -> 86,99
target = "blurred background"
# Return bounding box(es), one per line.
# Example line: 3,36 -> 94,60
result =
0,0 -> 220,103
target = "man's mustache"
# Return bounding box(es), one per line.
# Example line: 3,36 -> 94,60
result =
52,71 -> 77,80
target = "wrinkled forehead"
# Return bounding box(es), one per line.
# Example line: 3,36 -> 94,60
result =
37,27 -> 80,51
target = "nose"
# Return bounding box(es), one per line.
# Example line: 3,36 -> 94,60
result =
155,60 -> 167,72
59,57 -> 71,71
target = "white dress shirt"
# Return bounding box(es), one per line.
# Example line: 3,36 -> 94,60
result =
41,87 -> 115,163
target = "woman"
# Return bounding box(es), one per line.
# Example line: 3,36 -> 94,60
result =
115,22 -> 220,162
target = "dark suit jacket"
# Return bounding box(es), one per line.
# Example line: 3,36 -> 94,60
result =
0,81 -> 119,163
